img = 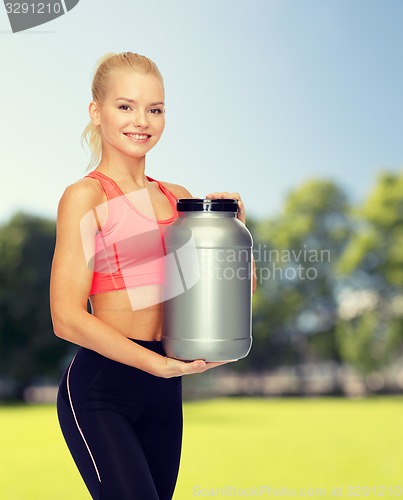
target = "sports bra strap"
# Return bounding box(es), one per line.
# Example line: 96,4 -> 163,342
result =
85,171 -> 122,200
85,171 -> 178,205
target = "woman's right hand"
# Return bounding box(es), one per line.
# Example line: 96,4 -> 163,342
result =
161,356 -> 237,378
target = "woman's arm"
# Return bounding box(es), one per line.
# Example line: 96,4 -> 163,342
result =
50,180 -> 225,378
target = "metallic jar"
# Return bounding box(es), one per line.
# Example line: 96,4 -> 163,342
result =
162,198 -> 253,361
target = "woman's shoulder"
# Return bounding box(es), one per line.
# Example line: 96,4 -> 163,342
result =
57,176 -> 105,216
158,180 -> 193,199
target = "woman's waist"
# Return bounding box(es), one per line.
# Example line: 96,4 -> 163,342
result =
90,301 -> 162,341
128,338 -> 165,354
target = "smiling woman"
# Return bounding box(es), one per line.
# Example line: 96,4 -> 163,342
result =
49,51 -> 243,500
116,96 -> 165,143
81,53 -> 166,171
87,70 -> 166,165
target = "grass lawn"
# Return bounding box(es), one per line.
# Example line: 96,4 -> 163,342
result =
1,397 -> 403,499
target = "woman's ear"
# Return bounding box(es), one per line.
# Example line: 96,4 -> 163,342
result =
89,100 -> 101,126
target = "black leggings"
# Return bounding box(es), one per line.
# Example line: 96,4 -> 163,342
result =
57,340 -> 183,500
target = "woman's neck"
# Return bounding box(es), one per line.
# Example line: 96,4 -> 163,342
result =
96,152 -> 148,187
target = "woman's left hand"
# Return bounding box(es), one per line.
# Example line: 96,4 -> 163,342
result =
205,191 -> 246,224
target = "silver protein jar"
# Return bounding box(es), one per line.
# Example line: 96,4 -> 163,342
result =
162,198 -> 253,361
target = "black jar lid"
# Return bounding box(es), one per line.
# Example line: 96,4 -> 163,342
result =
177,198 -> 239,212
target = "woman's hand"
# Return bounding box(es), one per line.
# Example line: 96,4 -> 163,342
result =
205,191 -> 246,224
161,356 -> 237,378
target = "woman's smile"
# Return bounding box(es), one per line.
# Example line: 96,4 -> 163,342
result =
124,132 -> 152,143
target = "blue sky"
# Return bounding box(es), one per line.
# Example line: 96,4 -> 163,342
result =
0,0 -> 402,222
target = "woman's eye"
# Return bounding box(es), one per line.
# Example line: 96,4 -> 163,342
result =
149,108 -> 164,115
119,105 -> 131,111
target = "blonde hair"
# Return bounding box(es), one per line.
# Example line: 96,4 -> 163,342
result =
81,51 -> 164,171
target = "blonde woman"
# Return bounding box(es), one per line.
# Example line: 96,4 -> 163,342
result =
50,52 -> 250,499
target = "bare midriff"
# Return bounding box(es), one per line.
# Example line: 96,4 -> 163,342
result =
89,286 -> 163,341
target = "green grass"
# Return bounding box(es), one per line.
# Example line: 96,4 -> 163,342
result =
1,397 -> 403,499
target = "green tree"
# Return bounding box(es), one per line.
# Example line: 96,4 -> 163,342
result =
0,212 -> 68,395
244,180 -> 351,374
335,311 -> 403,376
338,171 -> 403,289
335,172 -> 403,376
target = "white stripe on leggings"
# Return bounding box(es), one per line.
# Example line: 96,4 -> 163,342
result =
66,354 -> 102,483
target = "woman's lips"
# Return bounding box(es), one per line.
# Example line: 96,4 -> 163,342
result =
124,133 -> 151,143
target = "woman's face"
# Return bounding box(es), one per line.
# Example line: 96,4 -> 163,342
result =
92,70 -> 166,160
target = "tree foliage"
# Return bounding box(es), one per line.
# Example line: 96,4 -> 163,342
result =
0,212 -> 68,390
246,179 -> 351,371
334,171 -> 403,375
338,172 -> 403,288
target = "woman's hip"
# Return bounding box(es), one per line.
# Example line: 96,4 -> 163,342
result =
58,340 -> 182,414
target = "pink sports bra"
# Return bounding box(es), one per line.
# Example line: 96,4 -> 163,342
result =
85,171 -> 178,295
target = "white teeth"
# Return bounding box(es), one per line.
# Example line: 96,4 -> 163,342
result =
126,133 -> 149,140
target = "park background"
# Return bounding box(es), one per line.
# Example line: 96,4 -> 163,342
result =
1,0 -> 403,498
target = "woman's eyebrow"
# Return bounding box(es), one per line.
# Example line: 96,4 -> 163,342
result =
115,97 -> 165,106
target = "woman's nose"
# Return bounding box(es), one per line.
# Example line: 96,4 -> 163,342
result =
132,110 -> 148,128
